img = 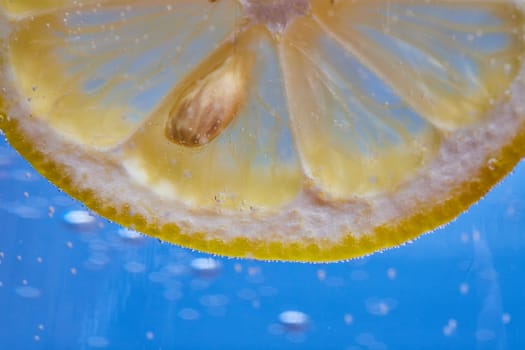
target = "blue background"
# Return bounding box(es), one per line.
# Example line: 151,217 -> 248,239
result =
0,136 -> 524,350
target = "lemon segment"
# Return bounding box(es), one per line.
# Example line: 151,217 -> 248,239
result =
119,26 -> 302,210
311,0 -> 525,130
7,0 -> 240,148
281,16 -> 442,197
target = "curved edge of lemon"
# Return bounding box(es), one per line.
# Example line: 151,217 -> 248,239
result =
1,112 -> 524,262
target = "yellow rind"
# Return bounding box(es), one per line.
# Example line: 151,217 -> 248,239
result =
2,112 -> 524,262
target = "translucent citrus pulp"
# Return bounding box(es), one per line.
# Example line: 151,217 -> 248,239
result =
1,0 -> 524,262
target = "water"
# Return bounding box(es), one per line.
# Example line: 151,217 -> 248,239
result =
0,136 -> 524,349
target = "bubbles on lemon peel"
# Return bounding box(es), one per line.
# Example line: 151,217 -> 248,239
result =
487,158 -> 498,171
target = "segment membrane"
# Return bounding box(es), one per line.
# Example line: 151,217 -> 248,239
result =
7,0 -> 239,148
311,0 -> 525,130
281,17 -> 441,197
120,27 -> 302,209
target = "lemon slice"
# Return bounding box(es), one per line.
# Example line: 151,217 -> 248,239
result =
1,0 -> 525,262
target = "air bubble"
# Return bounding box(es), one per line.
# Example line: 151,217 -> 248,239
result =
85,253 -> 111,270
117,228 -> 143,240
87,336 -> 110,348
365,297 -> 397,316
237,288 -> 257,301
476,329 -> 496,342
200,294 -> 229,308
355,333 -> 386,350
124,261 -> 146,274
443,319 -> 457,336
504,63 -> 513,75
487,158 -> 497,170
179,308 -> 200,321
190,258 -> 221,278
10,205 -> 43,219
386,268 -> 397,280
63,210 -> 98,232
163,288 -> 183,301
15,286 -> 41,298
278,310 -> 309,332
344,314 -> 354,325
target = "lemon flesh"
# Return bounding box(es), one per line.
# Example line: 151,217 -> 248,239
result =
1,0 -> 525,262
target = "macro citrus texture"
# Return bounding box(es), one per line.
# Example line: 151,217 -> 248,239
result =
1,0 -> 525,262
